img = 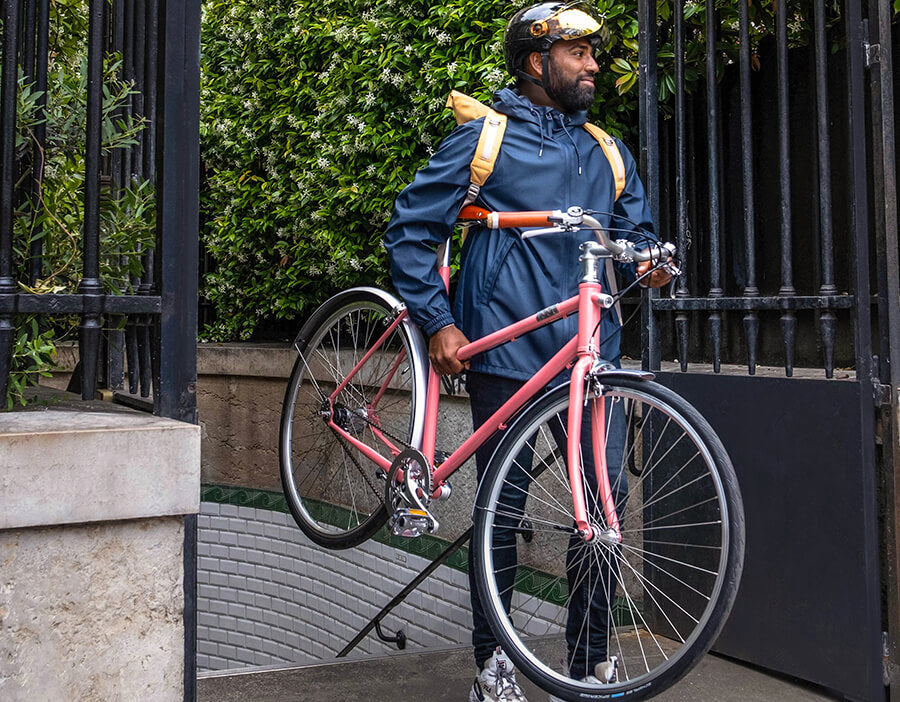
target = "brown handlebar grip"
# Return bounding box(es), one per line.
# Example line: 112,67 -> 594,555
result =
493,211 -> 555,228
457,207 -> 555,229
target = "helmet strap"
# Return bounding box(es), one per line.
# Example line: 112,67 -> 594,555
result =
516,69 -> 543,88
516,51 -> 555,95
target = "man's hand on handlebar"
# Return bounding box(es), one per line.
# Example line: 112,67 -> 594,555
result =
637,260 -> 673,288
429,324 -> 470,376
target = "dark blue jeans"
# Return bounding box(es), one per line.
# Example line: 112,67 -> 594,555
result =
467,371 -> 627,679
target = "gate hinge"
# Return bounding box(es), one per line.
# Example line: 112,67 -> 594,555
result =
865,42 -> 881,67
884,631 -> 898,687
874,382 -> 894,407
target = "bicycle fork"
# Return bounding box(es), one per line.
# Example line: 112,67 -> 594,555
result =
567,358 -> 622,544
569,242 -> 622,545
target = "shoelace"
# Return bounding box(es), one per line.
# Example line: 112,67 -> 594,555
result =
492,666 -> 524,701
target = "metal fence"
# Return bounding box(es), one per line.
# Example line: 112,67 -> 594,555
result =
634,0 -> 897,696
0,0 -> 199,423
635,0 -> 897,382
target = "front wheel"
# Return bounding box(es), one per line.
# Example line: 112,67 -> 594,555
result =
472,377 -> 744,701
279,288 -> 428,549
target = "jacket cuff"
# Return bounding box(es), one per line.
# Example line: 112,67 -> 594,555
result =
422,313 -> 456,337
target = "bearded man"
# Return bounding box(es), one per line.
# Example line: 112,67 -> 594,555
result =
384,3 -> 669,700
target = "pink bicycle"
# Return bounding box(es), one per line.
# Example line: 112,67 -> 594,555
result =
279,206 -> 745,701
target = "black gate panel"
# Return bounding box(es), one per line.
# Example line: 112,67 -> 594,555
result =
656,372 -> 883,702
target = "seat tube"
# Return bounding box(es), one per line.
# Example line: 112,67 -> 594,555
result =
421,237 -> 454,465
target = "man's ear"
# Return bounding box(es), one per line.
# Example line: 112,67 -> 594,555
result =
526,51 -> 543,79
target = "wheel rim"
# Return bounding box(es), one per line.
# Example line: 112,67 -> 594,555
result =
282,301 -> 419,540
476,384 -> 733,696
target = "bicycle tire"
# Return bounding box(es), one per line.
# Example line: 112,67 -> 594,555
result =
472,377 -> 744,701
279,287 -> 428,549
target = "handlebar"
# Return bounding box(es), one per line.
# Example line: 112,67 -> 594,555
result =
457,204 -> 677,266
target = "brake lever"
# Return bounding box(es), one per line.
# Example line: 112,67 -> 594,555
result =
521,226 -> 568,239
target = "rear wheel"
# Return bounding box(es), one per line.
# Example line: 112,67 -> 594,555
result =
279,288 -> 428,549
473,377 -> 744,701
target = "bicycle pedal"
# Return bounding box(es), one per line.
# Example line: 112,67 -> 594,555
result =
389,507 -> 439,538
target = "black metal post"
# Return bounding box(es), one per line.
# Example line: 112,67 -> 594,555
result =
673,0 -> 689,373
738,0 -> 758,374
27,0 -> 48,285
842,3 -> 882,696
705,0 -> 723,373
156,3 -> 200,697
638,0 -> 659,372
77,0 -> 106,400
0,0 -> 21,402
813,0 -> 836,377
776,0 -> 795,377
866,0 -> 899,689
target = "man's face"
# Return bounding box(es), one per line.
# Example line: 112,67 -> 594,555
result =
546,38 -> 599,113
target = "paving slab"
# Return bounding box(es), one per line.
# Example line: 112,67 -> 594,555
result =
198,644 -> 842,702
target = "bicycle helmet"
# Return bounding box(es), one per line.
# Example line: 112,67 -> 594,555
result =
504,2 -> 604,91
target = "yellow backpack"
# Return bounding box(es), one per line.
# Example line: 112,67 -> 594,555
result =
445,91 -> 628,324
445,90 -> 627,209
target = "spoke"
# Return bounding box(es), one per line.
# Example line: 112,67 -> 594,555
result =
622,519 -> 723,535
619,539 -> 721,580
624,495 -> 723,533
616,543 -> 705,624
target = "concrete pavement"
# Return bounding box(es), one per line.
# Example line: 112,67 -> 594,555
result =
198,644 -> 842,702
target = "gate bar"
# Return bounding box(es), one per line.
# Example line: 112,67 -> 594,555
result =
867,0 -> 899,693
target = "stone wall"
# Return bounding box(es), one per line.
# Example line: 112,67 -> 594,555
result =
0,392 -> 200,701
0,518 -> 185,700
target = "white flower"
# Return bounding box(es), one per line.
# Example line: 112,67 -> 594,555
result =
316,157 -> 330,169
437,32 -> 451,46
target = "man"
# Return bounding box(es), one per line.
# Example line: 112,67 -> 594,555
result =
384,3 -> 670,700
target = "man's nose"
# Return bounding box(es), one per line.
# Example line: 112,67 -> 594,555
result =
585,54 -> 599,73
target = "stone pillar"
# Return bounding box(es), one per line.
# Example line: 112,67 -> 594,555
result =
0,394 -> 200,701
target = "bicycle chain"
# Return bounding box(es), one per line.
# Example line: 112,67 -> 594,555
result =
328,399 -> 419,509
332,428 -> 385,505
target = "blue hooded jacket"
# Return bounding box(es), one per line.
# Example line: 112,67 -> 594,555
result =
384,87 -> 656,382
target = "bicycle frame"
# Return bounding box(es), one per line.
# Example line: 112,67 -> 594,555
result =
324,236 -> 620,542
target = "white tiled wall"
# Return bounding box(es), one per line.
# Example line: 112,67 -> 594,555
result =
197,502 -> 474,672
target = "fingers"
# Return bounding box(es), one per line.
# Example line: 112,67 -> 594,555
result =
637,260 -> 673,288
428,325 -> 471,376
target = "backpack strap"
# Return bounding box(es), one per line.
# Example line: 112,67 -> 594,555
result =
582,123 -> 626,201
463,109 -> 507,207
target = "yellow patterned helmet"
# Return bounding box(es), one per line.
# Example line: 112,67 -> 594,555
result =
504,2 -> 604,77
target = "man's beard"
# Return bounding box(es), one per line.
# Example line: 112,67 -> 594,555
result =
548,67 -> 595,113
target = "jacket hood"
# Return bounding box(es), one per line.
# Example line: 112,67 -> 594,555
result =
491,86 -> 589,128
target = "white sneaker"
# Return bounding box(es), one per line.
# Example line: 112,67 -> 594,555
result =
548,657 -> 617,702
469,647 -> 529,702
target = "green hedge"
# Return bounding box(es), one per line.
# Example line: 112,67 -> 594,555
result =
200,0 -> 642,341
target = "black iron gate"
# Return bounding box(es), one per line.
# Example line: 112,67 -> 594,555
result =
635,0 -> 898,699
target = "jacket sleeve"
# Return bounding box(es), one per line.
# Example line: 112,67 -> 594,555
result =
611,140 -> 658,285
383,122 -> 479,337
